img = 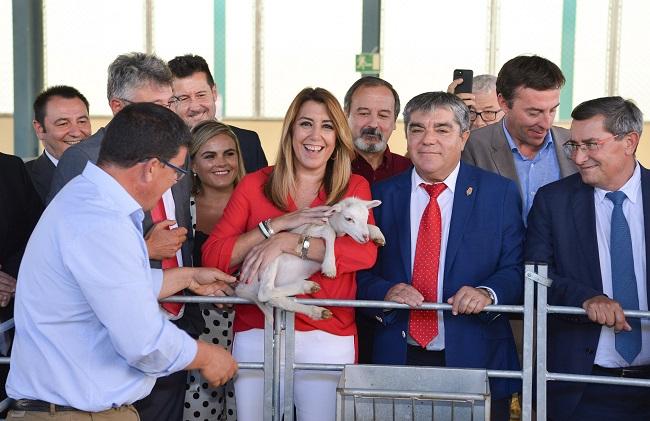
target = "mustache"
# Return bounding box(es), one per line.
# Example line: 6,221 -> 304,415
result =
360,127 -> 384,141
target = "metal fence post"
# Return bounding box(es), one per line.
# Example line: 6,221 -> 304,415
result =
283,311 -> 296,421
522,264 -> 536,421
263,308 -> 275,421
535,263 -> 550,421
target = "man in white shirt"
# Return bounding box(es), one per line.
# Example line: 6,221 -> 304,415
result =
526,96 -> 650,420
7,103 -> 237,421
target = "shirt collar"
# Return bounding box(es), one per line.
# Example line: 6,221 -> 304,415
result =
502,118 -> 555,155
594,161 -> 642,205
44,149 -> 59,166
411,161 -> 460,195
81,162 -> 143,218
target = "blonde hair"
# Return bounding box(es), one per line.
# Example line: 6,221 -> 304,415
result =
190,120 -> 246,195
264,87 -> 355,211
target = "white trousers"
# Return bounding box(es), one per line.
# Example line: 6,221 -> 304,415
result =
232,328 -> 355,421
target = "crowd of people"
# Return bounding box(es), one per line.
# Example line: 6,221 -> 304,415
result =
0,51 -> 648,421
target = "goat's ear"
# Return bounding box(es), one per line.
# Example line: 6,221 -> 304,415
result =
365,200 -> 382,209
330,203 -> 343,213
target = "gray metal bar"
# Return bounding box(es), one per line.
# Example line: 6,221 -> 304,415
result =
163,296 -> 524,313
548,372 -> 650,387
263,308 -> 274,421
548,306 -> 650,318
522,265 -> 536,421
238,362 -> 263,370
0,357 -> 9,364
272,307 -> 282,421
339,388 -> 487,402
283,311 -> 295,421
535,263 -> 550,421
12,0 -> 43,158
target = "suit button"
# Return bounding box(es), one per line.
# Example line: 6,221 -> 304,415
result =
401,331 -> 406,339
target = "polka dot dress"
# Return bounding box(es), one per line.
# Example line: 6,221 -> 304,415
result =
183,307 -> 237,421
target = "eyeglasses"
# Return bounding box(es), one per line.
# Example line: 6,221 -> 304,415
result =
561,133 -> 626,159
469,109 -> 502,122
173,92 -> 212,110
116,97 -> 179,109
160,159 -> 189,181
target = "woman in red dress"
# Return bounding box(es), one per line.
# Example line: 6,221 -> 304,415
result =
202,87 -> 378,421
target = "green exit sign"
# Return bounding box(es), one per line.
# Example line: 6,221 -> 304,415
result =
356,53 -> 380,73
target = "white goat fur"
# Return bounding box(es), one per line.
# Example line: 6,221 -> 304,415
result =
236,197 -> 385,321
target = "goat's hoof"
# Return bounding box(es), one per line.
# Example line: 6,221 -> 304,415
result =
321,267 -> 337,278
305,281 -> 321,294
321,309 -> 333,319
373,236 -> 386,246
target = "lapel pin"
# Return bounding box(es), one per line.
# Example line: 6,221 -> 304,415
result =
466,187 -> 473,196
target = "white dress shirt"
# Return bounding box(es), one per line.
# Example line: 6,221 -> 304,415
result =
594,162 -> 649,367
407,163 -> 459,350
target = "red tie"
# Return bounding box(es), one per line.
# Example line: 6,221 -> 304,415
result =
151,197 -> 184,317
409,182 -> 447,347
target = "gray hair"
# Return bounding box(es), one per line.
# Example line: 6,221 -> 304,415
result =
571,96 -> 643,137
403,91 -> 471,135
106,52 -> 173,101
472,74 -> 497,94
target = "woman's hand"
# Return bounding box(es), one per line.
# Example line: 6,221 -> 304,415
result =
270,206 -> 334,233
240,232 -> 298,284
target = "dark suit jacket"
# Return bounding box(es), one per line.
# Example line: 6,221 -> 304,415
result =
525,167 -> 650,420
462,122 -> 577,197
356,163 -> 524,400
230,125 -> 268,173
0,153 -> 42,319
25,152 -> 55,205
48,128 -> 201,337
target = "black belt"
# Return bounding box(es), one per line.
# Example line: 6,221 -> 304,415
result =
10,399 -> 80,412
592,364 -> 650,379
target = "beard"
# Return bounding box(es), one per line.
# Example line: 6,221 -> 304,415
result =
354,127 -> 388,153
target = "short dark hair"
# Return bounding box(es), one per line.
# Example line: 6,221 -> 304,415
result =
98,103 -> 191,168
496,55 -> 565,106
403,91 -> 470,135
168,54 -> 215,87
33,85 -> 89,127
344,76 -> 400,121
571,96 -> 643,137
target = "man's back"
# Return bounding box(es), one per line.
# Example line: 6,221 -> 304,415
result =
8,164 -> 196,411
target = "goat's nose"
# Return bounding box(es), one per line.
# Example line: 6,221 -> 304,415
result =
363,234 -> 369,242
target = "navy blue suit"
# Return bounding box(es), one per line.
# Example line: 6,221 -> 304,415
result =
357,163 -> 524,400
525,167 -> 650,420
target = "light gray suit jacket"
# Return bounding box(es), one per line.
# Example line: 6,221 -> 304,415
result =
461,121 -> 577,197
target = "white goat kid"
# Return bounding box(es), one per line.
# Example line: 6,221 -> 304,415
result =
236,197 -> 385,321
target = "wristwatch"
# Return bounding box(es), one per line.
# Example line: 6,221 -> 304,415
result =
477,287 -> 496,304
296,235 -> 311,259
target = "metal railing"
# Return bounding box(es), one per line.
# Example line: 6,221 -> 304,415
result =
1,263 -> 647,420
529,263 -> 650,421
163,268 -> 538,421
